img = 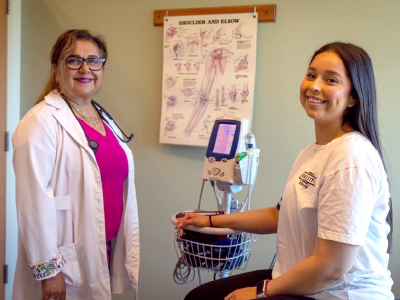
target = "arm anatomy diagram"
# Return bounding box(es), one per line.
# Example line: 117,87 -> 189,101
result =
232,23 -> 253,39
161,15 -> 257,145
184,47 -> 233,136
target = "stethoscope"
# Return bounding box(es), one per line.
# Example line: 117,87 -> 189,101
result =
62,94 -> 134,153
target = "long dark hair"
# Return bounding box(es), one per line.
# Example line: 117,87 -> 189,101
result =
310,42 -> 393,253
36,29 -> 107,103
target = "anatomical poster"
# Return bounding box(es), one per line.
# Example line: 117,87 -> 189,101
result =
159,12 -> 258,146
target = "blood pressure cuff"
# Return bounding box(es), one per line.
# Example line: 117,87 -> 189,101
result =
181,233 -> 245,271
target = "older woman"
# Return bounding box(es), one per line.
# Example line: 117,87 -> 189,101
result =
12,29 -> 139,300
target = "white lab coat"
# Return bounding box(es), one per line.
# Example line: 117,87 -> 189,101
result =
12,91 -> 140,300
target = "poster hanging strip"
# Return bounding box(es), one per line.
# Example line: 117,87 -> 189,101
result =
154,5 -> 276,26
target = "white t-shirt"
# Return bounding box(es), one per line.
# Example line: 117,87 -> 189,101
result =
273,132 -> 394,300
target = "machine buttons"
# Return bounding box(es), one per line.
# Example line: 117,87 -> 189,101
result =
208,157 -> 216,163
221,158 -> 228,163
220,172 -> 225,177
212,168 -> 220,175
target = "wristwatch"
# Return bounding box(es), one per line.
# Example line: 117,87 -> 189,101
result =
256,279 -> 270,298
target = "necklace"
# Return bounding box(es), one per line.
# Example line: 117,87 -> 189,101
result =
69,103 -> 102,128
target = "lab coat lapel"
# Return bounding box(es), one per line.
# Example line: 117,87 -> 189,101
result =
45,91 -> 96,159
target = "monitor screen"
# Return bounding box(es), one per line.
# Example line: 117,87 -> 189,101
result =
212,124 -> 237,154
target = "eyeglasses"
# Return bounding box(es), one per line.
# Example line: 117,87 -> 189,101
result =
65,56 -> 106,71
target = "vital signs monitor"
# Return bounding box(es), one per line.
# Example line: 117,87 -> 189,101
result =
171,116 -> 260,284
202,116 -> 258,185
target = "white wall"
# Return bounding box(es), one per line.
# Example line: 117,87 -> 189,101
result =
18,1 -> 400,299
5,0 -> 21,299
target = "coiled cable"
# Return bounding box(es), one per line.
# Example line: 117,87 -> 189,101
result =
173,256 -> 196,285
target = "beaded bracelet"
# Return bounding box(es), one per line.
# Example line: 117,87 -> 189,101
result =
264,280 -> 271,297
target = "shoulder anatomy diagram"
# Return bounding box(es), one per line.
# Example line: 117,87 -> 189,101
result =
160,13 -> 257,146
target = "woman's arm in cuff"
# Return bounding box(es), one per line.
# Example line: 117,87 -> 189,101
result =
211,207 -> 279,234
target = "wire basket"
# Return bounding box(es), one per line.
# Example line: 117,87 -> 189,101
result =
174,231 -> 255,275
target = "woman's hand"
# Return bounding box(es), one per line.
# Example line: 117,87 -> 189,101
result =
174,212 -> 210,236
41,272 -> 66,300
224,287 -> 257,300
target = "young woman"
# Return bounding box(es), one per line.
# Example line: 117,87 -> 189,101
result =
175,42 -> 394,300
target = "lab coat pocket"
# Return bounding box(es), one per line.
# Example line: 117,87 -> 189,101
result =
58,243 -> 85,290
54,195 -> 71,210
54,195 -> 74,246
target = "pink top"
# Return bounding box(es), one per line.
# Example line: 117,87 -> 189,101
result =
78,118 -> 128,243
